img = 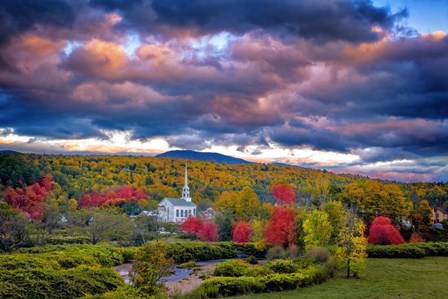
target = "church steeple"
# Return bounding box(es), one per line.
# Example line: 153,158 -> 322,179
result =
181,164 -> 191,202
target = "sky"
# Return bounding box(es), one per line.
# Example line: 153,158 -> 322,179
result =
0,0 -> 447,182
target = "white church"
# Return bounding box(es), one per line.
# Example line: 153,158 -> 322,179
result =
158,165 -> 197,222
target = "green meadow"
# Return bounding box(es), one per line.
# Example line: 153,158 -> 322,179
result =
235,257 -> 448,299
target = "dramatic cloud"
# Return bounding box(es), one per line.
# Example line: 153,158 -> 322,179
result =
0,0 -> 447,181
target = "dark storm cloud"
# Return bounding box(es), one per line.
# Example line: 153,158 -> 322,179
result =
0,0 -> 447,181
90,0 -> 405,43
0,0 -> 76,44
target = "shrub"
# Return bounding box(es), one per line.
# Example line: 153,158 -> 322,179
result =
305,246 -> 331,263
246,255 -> 258,264
265,259 -> 298,274
266,246 -> 286,260
232,221 -> 251,243
0,268 -> 124,298
188,277 -> 265,298
245,265 -> 273,277
368,216 -> 404,245
214,260 -> 249,277
367,245 -> 426,258
178,261 -> 197,269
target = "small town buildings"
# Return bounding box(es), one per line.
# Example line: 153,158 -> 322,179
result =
158,165 -> 197,222
432,207 -> 448,224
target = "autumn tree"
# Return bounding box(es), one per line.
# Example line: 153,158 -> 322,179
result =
335,209 -> 367,278
271,183 -> 296,204
303,210 -> 333,249
232,221 -> 251,243
5,174 -> 53,220
130,242 -> 174,296
367,216 -> 404,245
418,200 -> 433,230
322,201 -> 345,244
214,187 -> 260,221
180,216 -> 204,236
197,222 -> 218,242
264,206 -> 296,247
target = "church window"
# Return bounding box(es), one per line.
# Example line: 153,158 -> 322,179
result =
176,210 -> 179,217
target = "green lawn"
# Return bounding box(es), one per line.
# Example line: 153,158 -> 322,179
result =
234,257 -> 448,299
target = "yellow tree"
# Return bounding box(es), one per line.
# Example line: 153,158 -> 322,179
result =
303,210 -> 333,249
335,210 -> 367,278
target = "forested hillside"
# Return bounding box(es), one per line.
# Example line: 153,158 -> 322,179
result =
0,152 -> 446,211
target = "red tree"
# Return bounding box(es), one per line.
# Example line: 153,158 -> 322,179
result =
367,216 -> 404,245
181,216 -> 204,235
79,185 -> 147,207
232,221 -> 251,243
271,183 -> 296,204
5,175 -> 53,220
197,222 -> 218,242
264,206 -> 296,246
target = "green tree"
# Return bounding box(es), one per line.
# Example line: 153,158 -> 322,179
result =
0,202 -> 29,251
130,242 -> 174,296
322,201 -> 345,244
418,199 -> 433,230
303,209 -> 333,249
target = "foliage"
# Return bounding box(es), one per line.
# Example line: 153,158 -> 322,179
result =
321,201 -> 345,244
180,216 -> 203,235
79,185 -> 147,210
417,199 -> 433,231
5,175 -> 53,220
178,261 -> 197,269
306,246 -> 332,264
246,255 -> 258,265
213,187 -> 260,220
197,222 -> 218,242
334,210 -> 367,277
185,264 -> 330,298
265,259 -> 298,274
266,246 -> 286,260
216,216 -> 232,241
303,210 -> 333,249
367,216 -> 404,245
367,242 -> 448,258
130,242 -> 174,296
70,207 -> 133,244
264,206 -> 296,246
214,259 -> 250,277
232,221 -> 251,243
0,202 -> 30,251
270,183 -> 296,204
0,268 -> 124,299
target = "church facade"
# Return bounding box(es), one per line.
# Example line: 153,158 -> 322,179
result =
158,165 -> 197,222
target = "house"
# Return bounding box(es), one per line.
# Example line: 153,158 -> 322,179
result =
432,207 -> 448,223
158,165 -> 197,222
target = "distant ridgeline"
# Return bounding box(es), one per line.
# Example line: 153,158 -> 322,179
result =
0,151 -> 447,209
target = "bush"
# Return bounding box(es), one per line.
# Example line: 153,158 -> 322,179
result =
188,277 -> 265,298
367,245 -> 426,258
47,236 -> 90,245
265,259 -> 297,274
178,261 -> 197,269
367,243 -> 448,258
246,255 -> 258,264
266,246 -> 286,260
305,246 -> 331,263
245,265 -> 273,277
186,263 -> 331,298
214,260 -> 249,277
17,245 -> 124,267
0,268 -> 124,298
368,216 -> 404,245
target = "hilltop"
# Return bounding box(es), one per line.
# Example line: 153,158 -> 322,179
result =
156,150 -> 250,165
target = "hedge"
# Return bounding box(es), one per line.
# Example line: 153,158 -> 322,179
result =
185,264 -> 329,298
367,242 -> 448,258
16,245 -> 124,267
165,242 -> 269,263
0,268 -> 124,299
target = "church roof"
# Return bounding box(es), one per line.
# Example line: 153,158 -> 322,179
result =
162,198 -> 196,207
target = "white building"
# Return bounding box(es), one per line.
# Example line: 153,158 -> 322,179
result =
158,165 -> 197,222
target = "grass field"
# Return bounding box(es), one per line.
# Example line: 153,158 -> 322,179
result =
233,257 -> 448,299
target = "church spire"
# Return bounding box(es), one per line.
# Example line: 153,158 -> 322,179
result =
181,164 -> 191,202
